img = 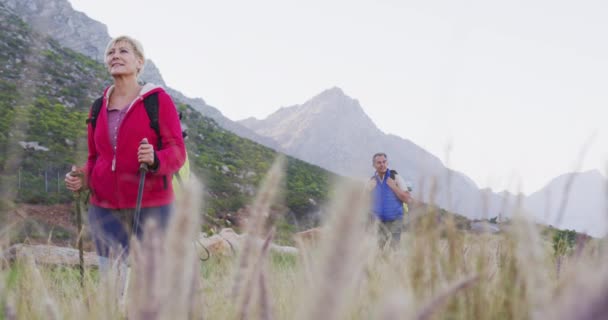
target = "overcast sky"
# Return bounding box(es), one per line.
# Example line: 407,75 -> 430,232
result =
69,0 -> 608,195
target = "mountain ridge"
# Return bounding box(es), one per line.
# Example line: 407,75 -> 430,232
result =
523,169 -> 607,237
239,86 -> 492,220
239,86 -> 607,236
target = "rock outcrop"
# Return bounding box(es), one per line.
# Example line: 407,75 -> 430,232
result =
3,229 -> 298,267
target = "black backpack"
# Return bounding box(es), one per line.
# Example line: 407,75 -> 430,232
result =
86,93 -> 187,141
86,93 -> 188,187
371,169 -> 398,181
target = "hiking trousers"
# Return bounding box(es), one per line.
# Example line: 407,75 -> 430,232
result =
377,217 -> 404,249
88,204 -> 172,263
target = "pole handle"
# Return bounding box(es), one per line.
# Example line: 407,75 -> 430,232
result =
69,167 -> 84,195
139,139 -> 149,173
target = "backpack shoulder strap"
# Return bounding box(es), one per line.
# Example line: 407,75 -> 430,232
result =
142,92 -> 169,188
389,169 -> 397,180
179,111 -> 187,138
86,97 -> 104,129
143,93 -> 161,148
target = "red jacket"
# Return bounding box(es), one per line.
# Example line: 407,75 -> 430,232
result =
86,84 -> 186,209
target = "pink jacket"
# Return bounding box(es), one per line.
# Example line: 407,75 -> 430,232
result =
86,84 -> 186,209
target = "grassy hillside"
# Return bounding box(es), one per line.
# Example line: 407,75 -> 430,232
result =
178,103 -> 335,235
0,4 -> 334,231
0,3 -> 109,207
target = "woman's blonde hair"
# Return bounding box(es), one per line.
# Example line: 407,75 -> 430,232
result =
104,35 -> 146,75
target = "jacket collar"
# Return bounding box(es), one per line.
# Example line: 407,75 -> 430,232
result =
102,83 -> 163,113
375,168 -> 390,183
103,82 -> 162,101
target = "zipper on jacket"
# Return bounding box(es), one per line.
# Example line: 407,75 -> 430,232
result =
111,96 -> 143,172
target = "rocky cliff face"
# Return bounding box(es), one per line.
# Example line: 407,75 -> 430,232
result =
2,0 -> 110,62
0,0 -> 281,150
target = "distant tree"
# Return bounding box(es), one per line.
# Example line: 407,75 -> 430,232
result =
552,229 -> 577,257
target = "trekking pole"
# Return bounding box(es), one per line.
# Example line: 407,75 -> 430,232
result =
70,170 -> 85,288
121,139 -> 150,310
134,139 -> 149,235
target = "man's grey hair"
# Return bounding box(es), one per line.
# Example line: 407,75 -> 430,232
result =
372,152 -> 387,163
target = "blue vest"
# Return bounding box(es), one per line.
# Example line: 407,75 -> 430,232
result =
372,170 -> 403,222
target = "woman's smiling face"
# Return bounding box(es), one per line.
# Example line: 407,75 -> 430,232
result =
105,40 -> 143,77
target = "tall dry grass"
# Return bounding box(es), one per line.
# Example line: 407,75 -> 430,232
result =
1,156 -> 607,319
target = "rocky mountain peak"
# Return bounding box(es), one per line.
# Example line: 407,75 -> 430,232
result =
312,86 -> 346,100
239,87 -> 381,149
306,86 -> 362,115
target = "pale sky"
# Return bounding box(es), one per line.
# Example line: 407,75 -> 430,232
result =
68,0 -> 608,195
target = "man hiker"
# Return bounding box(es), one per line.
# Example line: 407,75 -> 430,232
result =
366,152 -> 412,249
